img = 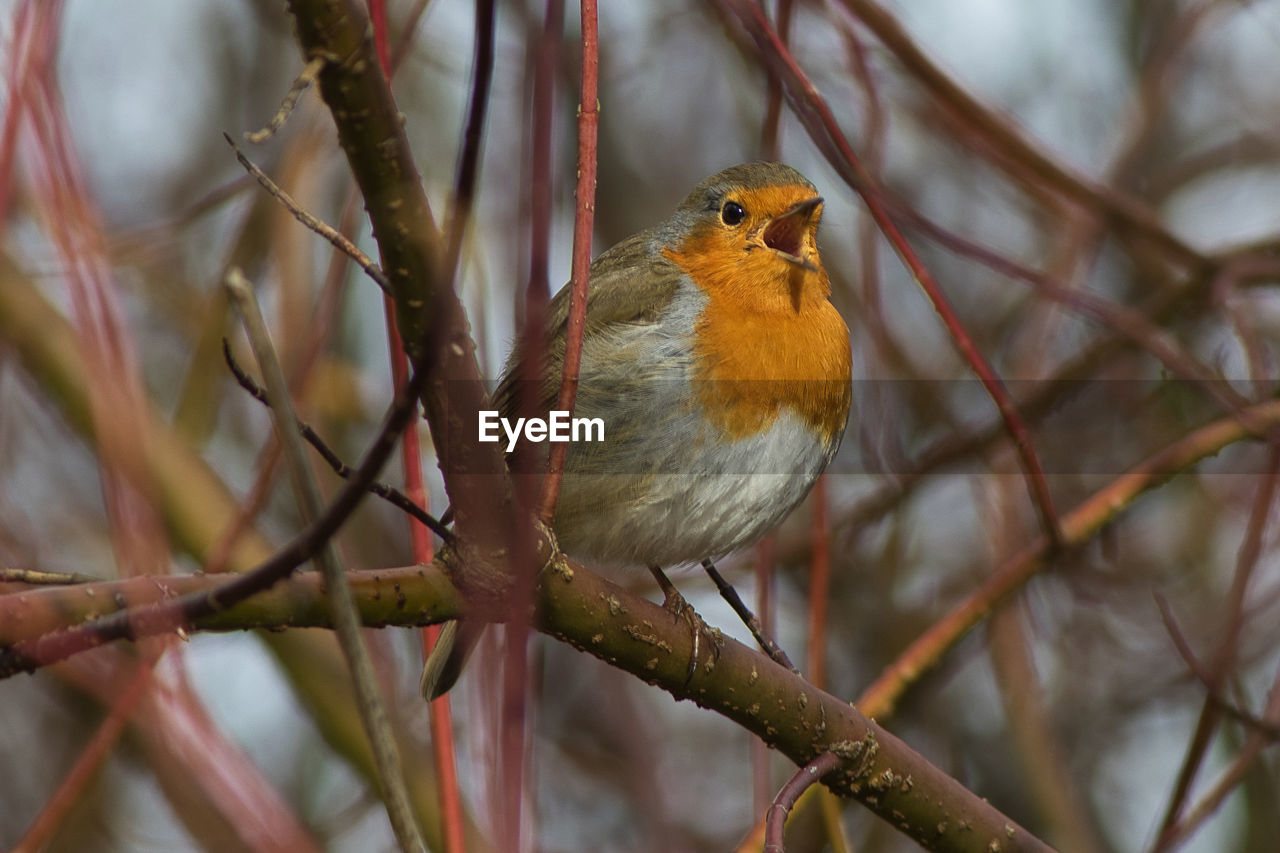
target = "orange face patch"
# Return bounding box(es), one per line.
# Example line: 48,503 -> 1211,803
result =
663,183 -> 852,444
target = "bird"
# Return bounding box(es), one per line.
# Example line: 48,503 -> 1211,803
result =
422,161 -> 852,699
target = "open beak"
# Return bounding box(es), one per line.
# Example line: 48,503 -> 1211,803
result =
761,196 -> 822,271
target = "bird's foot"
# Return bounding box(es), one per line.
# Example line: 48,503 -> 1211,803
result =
648,565 -> 722,686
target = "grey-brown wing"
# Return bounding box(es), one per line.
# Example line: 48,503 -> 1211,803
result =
492,228 -> 684,421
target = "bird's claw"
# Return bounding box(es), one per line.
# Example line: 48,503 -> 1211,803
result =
659,585 -> 722,687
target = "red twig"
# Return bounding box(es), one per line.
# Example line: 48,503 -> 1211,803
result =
1152,446 -> 1280,851
718,0 -> 1063,548
390,1 -> 432,72
492,4 -> 565,850
759,0 -> 794,159
527,0 -> 563,309
538,0 -> 598,522
0,367 -> 429,677
891,197 -> 1252,418
752,537 -> 776,815
13,656 -> 160,851
763,751 -> 843,852
806,478 -> 830,689
368,4 -> 467,850
368,0 -> 391,72
836,0 -> 1207,271
1156,595 -> 1280,741
0,0 -> 35,221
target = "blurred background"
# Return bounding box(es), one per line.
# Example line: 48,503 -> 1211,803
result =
2,0 -> 1280,851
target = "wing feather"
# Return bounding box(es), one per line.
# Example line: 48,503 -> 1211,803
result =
493,228 -> 686,421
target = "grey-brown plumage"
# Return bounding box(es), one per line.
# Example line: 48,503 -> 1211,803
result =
421,162 -> 850,700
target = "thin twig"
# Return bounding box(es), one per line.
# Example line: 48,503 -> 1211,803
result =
0,567 -> 99,585
835,0 -> 1210,271
365,7 -> 468,850
538,0 -> 598,522
758,0 -> 794,159
224,267 -> 424,853
701,559 -> 796,672
440,0 -> 497,290
855,397 -> 1280,719
223,132 -> 391,294
13,659 -> 159,850
1159,652 -> 1280,850
763,751 -> 843,852
245,56 -> 326,144
221,339 -> 454,544
718,0 -> 1064,549
883,193 -> 1252,419
1152,447 -> 1280,852
806,478 -> 831,688
0,342 -> 429,678
1155,595 -> 1280,741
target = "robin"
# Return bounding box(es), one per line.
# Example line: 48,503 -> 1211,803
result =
423,161 -> 852,698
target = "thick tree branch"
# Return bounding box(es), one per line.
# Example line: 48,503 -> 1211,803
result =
285,0 -> 515,605
0,546 -> 1047,853
12,371 -> 1280,849
0,566 -> 460,643
0,251 -> 473,849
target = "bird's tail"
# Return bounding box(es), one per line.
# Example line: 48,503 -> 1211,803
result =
420,619 -> 484,700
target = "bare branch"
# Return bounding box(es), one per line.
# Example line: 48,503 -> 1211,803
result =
245,55 -> 326,144
224,132 -> 391,294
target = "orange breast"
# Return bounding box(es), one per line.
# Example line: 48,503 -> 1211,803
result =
664,228 -> 852,445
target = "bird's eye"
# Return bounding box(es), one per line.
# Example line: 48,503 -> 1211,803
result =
721,201 -> 746,226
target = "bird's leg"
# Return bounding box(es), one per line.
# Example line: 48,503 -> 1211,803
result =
647,564 -> 714,686
700,559 -> 797,673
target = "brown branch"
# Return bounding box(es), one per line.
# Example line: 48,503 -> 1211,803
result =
0,566 -> 460,644
535,552 -> 1052,853
224,132 -> 391,294
1152,447 -> 1280,851
225,268 -> 424,853
19,383 -> 1280,851
1155,595 -> 1280,742
244,55 -> 326,144
221,338 -> 454,544
764,751 -> 843,852
857,397 -> 1280,719
284,0 -> 514,594
0,365 -> 428,678
2,542 -> 1036,850
2,537 -> 1044,852
836,0 -> 1210,272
